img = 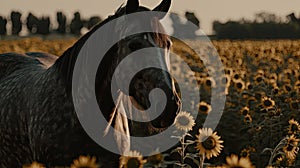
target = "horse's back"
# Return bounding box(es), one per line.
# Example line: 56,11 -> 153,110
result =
0,52 -> 58,81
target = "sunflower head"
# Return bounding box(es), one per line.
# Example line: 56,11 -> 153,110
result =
234,79 -> 246,92
70,155 -> 98,168
174,111 -> 195,132
254,74 -> 264,85
240,106 -> 250,116
119,150 -> 147,168
288,119 -> 300,135
147,153 -> 164,166
22,162 -> 45,168
240,147 -> 256,158
195,128 -> 224,159
283,134 -> 300,161
223,154 -> 255,168
244,114 -> 253,124
283,84 -> 293,93
261,96 -> 275,109
203,77 -> 216,89
198,101 -> 212,114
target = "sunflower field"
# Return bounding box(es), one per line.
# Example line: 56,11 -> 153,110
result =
0,37 -> 299,168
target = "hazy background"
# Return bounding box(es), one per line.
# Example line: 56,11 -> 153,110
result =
1,0 -> 300,34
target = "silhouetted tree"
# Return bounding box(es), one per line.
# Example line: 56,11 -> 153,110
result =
11,11 -> 22,35
185,12 -> 200,28
254,12 -> 282,23
56,12 -> 67,34
213,12 -> 300,39
70,12 -> 84,36
287,13 -> 300,25
36,17 -> 50,35
170,12 -> 200,39
0,16 -> 7,35
84,16 -> 102,30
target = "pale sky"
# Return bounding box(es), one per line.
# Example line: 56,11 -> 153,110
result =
1,0 -> 300,34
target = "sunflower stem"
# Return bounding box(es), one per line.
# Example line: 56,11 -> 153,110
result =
199,153 -> 205,168
181,134 -> 186,165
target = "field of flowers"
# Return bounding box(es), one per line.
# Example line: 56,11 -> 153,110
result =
0,38 -> 299,168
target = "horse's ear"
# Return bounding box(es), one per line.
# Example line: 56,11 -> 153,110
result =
126,0 -> 139,14
153,0 -> 171,14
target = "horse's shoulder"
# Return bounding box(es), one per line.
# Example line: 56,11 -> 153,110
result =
25,52 -> 59,68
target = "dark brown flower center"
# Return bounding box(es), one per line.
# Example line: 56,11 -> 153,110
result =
242,109 -> 249,116
247,84 -> 253,90
285,85 -> 292,92
206,80 -> 212,87
291,124 -> 299,132
177,116 -> 190,126
236,82 -> 243,89
234,74 -> 239,80
127,158 -> 141,168
286,144 -> 294,151
256,76 -> 263,83
263,99 -> 272,107
202,136 -> 217,150
200,105 -> 208,112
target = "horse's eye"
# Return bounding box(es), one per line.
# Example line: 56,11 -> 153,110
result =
166,40 -> 172,49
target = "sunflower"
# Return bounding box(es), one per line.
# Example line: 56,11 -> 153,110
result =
119,150 -> 147,168
246,82 -> 253,90
70,155 -> 98,168
283,134 -> 300,161
254,74 -> 264,85
261,96 -> 275,109
289,100 -> 299,110
272,84 -> 280,95
221,74 -> 231,87
240,147 -> 256,158
240,106 -> 250,116
234,79 -> 246,92
203,77 -> 216,90
283,84 -> 293,93
22,162 -> 45,168
287,119 -> 300,135
244,114 -> 253,124
147,150 -> 164,166
198,101 -> 212,114
223,154 -> 255,168
174,111 -> 195,132
195,128 -> 223,159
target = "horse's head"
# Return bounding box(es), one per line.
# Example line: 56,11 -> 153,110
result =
103,0 -> 181,137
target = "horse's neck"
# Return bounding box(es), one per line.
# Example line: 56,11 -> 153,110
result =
50,34 -> 91,93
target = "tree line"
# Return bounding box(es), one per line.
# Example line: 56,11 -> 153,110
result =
213,12 -> 300,39
1,11 -> 299,39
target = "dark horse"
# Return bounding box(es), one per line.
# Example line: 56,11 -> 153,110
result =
0,0 -> 181,167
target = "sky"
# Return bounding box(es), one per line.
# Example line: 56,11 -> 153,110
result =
1,0 -> 300,34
